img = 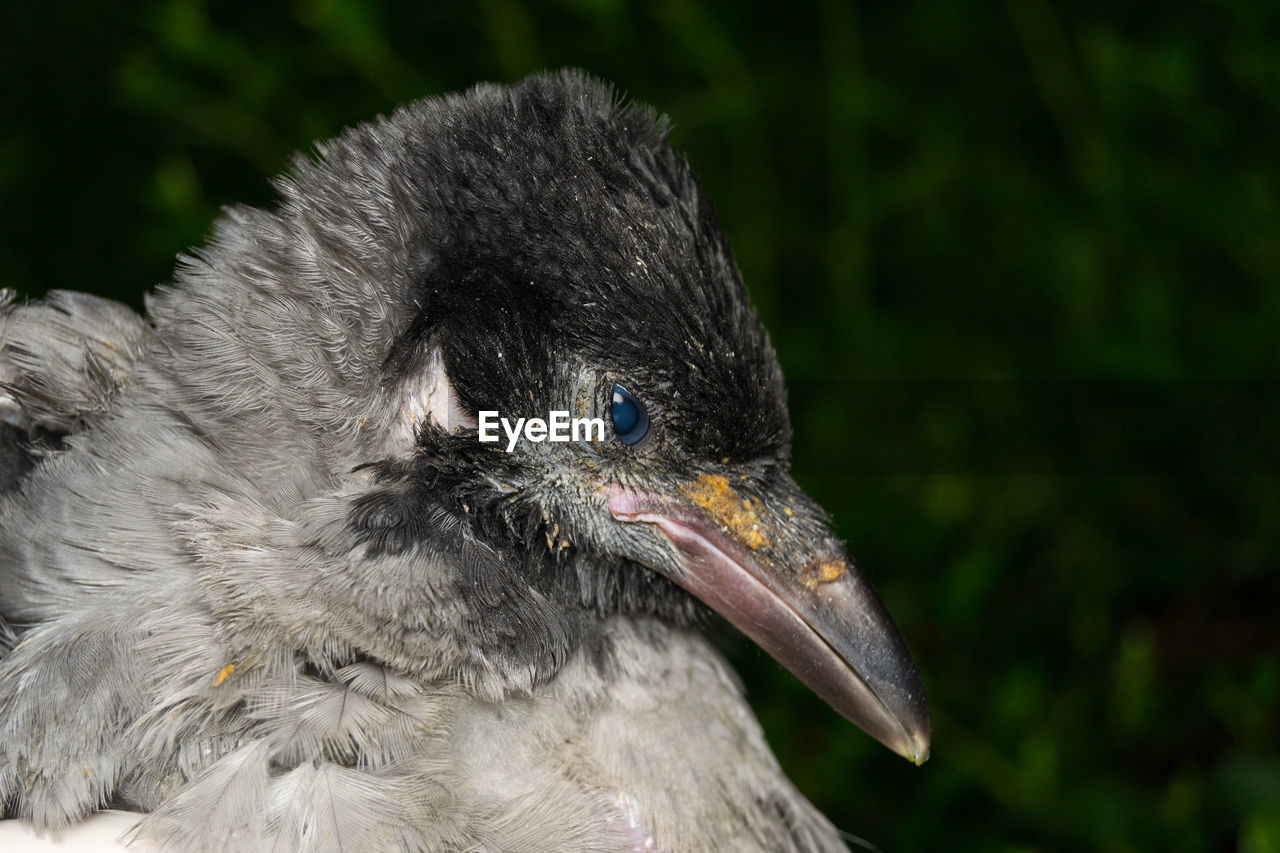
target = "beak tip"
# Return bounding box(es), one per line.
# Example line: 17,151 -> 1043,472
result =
879,695 -> 931,766
906,703 -> 933,766
887,726 -> 931,766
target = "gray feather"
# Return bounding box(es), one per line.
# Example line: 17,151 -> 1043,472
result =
128,740 -> 271,851
0,289 -> 148,437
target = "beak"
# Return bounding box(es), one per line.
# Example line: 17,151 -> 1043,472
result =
608,473 -> 931,765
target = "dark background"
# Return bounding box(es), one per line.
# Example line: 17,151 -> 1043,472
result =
3,2 -> 1278,850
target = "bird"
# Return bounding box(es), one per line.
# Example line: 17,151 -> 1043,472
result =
0,70 -> 929,851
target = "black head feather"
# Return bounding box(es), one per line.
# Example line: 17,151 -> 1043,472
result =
345,71 -> 794,642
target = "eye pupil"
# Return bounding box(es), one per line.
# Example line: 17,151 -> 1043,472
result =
610,383 -> 650,446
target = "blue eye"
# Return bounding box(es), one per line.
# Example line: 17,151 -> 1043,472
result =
610,383 -> 651,446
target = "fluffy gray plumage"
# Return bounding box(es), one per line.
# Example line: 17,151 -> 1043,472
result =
0,71 -> 927,851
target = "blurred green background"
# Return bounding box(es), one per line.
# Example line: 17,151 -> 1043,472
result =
3,1 -> 1278,850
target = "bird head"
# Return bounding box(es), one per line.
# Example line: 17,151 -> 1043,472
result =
164,71 -> 928,766
320,72 -> 932,764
